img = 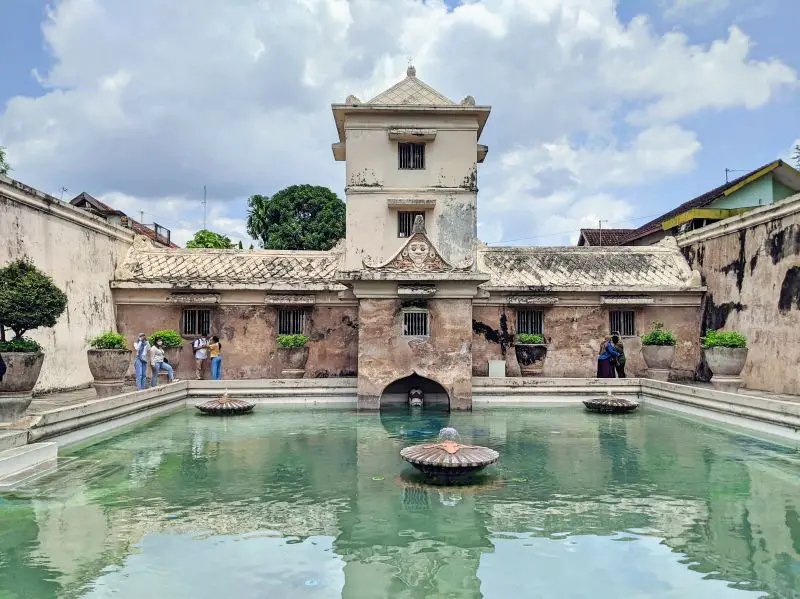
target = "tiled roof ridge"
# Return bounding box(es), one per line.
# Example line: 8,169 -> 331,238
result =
367,73 -> 456,106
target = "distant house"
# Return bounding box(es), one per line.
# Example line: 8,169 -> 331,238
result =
70,192 -> 176,248
576,228 -> 633,247
576,160 -> 800,247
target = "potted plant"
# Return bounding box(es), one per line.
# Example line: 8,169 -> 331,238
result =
514,333 -> 547,376
0,258 -> 68,422
641,322 -> 676,379
702,330 -> 748,392
148,330 -> 184,370
277,334 -> 309,378
87,332 -> 131,397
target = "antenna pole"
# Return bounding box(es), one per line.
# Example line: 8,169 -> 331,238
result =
203,185 -> 207,231
598,219 -> 608,247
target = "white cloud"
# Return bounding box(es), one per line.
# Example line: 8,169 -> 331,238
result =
0,0 -> 796,246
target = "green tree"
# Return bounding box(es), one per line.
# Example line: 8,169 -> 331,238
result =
0,146 -> 10,176
0,258 -> 68,343
793,143 -> 800,170
186,229 -> 234,249
246,184 -> 345,251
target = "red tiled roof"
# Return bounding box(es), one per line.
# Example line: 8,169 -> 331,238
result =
578,228 -> 634,246
620,160 -> 786,244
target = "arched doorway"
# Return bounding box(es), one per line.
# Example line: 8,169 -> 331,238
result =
379,373 -> 450,411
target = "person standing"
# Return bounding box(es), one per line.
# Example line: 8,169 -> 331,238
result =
209,335 -> 223,380
150,337 -> 178,387
133,333 -> 150,390
611,332 -> 626,378
596,336 -> 620,378
192,335 -> 209,380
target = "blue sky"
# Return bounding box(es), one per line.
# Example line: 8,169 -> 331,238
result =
0,0 -> 798,246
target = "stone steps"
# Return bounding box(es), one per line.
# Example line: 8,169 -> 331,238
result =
0,442 -> 58,487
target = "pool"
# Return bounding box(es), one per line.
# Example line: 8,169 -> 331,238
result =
1,405 -> 799,598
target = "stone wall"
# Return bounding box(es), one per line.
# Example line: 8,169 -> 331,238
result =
0,177 -> 134,393
679,194 -> 800,394
115,302 -> 358,381
357,298 -> 473,410
472,303 -> 701,380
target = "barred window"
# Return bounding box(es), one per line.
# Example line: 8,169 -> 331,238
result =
398,143 -> 425,170
278,308 -> 306,335
609,310 -> 636,337
402,309 -> 429,337
398,211 -> 425,238
516,310 -> 544,335
182,309 -> 211,336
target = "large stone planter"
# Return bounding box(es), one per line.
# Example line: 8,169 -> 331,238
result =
514,344 -> 547,376
164,346 -> 183,370
642,345 -> 675,381
705,347 -> 748,392
87,348 -> 132,398
0,351 -> 44,423
279,347 -> 309,379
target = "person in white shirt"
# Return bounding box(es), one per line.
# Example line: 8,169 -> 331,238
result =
193,336 -> 209,380
149,338 -> 178,387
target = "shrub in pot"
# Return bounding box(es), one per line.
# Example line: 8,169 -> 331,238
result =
278,334 -> 309,378
87,332 -> 131,396
148,330 -> 184,370
640,322 -> 676,373
0,258 -> 67,421
702,330 -> 747,390
514,333 -> 547,376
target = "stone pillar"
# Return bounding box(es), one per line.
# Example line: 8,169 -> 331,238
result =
356,297 -> 474,410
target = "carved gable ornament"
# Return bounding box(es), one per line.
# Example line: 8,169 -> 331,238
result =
363,216 -> 473,272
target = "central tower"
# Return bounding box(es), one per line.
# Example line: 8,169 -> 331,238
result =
332,67 -> 492,411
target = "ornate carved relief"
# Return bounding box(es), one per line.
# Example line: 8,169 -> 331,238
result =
363,215 -> 473,272
507,296 -> 558,305
264,294 -> 316,305
166,293 -> 220,304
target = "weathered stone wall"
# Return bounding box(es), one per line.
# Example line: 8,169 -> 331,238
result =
115,302 -> 358,380
0,177 -> 134,393
472,303 -> 701,380
357,298 -> 473,410
679,195 -> 800,394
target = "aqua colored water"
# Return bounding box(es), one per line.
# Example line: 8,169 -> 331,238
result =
1,406 -> 800,599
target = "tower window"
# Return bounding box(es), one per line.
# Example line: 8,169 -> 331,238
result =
398,143 -> 425,170
398,211 -> 425,238
609,310 -> 635,337
403,309 -> 429,337
516,310 -> 544,335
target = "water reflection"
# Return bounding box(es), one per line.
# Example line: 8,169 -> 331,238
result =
0,407 -> 798,598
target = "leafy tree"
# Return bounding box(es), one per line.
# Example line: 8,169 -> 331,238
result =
793,144 -> 800,170
186,229 -> 233,249
0,146 -> 10,176
246,184 -> 345,251
237,240 -> 243,249
0,258 -> 68,344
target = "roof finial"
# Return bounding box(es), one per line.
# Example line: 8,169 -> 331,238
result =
406,57 -> 416,78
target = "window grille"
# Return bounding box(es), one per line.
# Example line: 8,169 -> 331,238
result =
398,143 -> 425,170
516,310 -> 544,335
182,309 -> 211,336
398,211 -> 425,238
609,311 -> 636,337
402,310 -> 429,337
278,309 -> 306,335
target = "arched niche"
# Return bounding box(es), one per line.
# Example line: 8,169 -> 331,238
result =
379,373 -> 450,411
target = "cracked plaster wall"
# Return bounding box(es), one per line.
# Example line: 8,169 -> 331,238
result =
0,191 -> 134,393
472,304 -> 700,380
681,206 -> 800,394
343,113 -> 480,270
115,303 -> 359,380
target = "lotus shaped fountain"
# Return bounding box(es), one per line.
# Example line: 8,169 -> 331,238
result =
400,427 -> 499,484
583,391 -> 639,414
196,391 -> 255,415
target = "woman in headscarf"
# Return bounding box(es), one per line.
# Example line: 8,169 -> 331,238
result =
611,332 -> 626,378
596,335 -> 620,378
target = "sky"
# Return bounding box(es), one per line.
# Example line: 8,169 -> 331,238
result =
0,0 -> 798,248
